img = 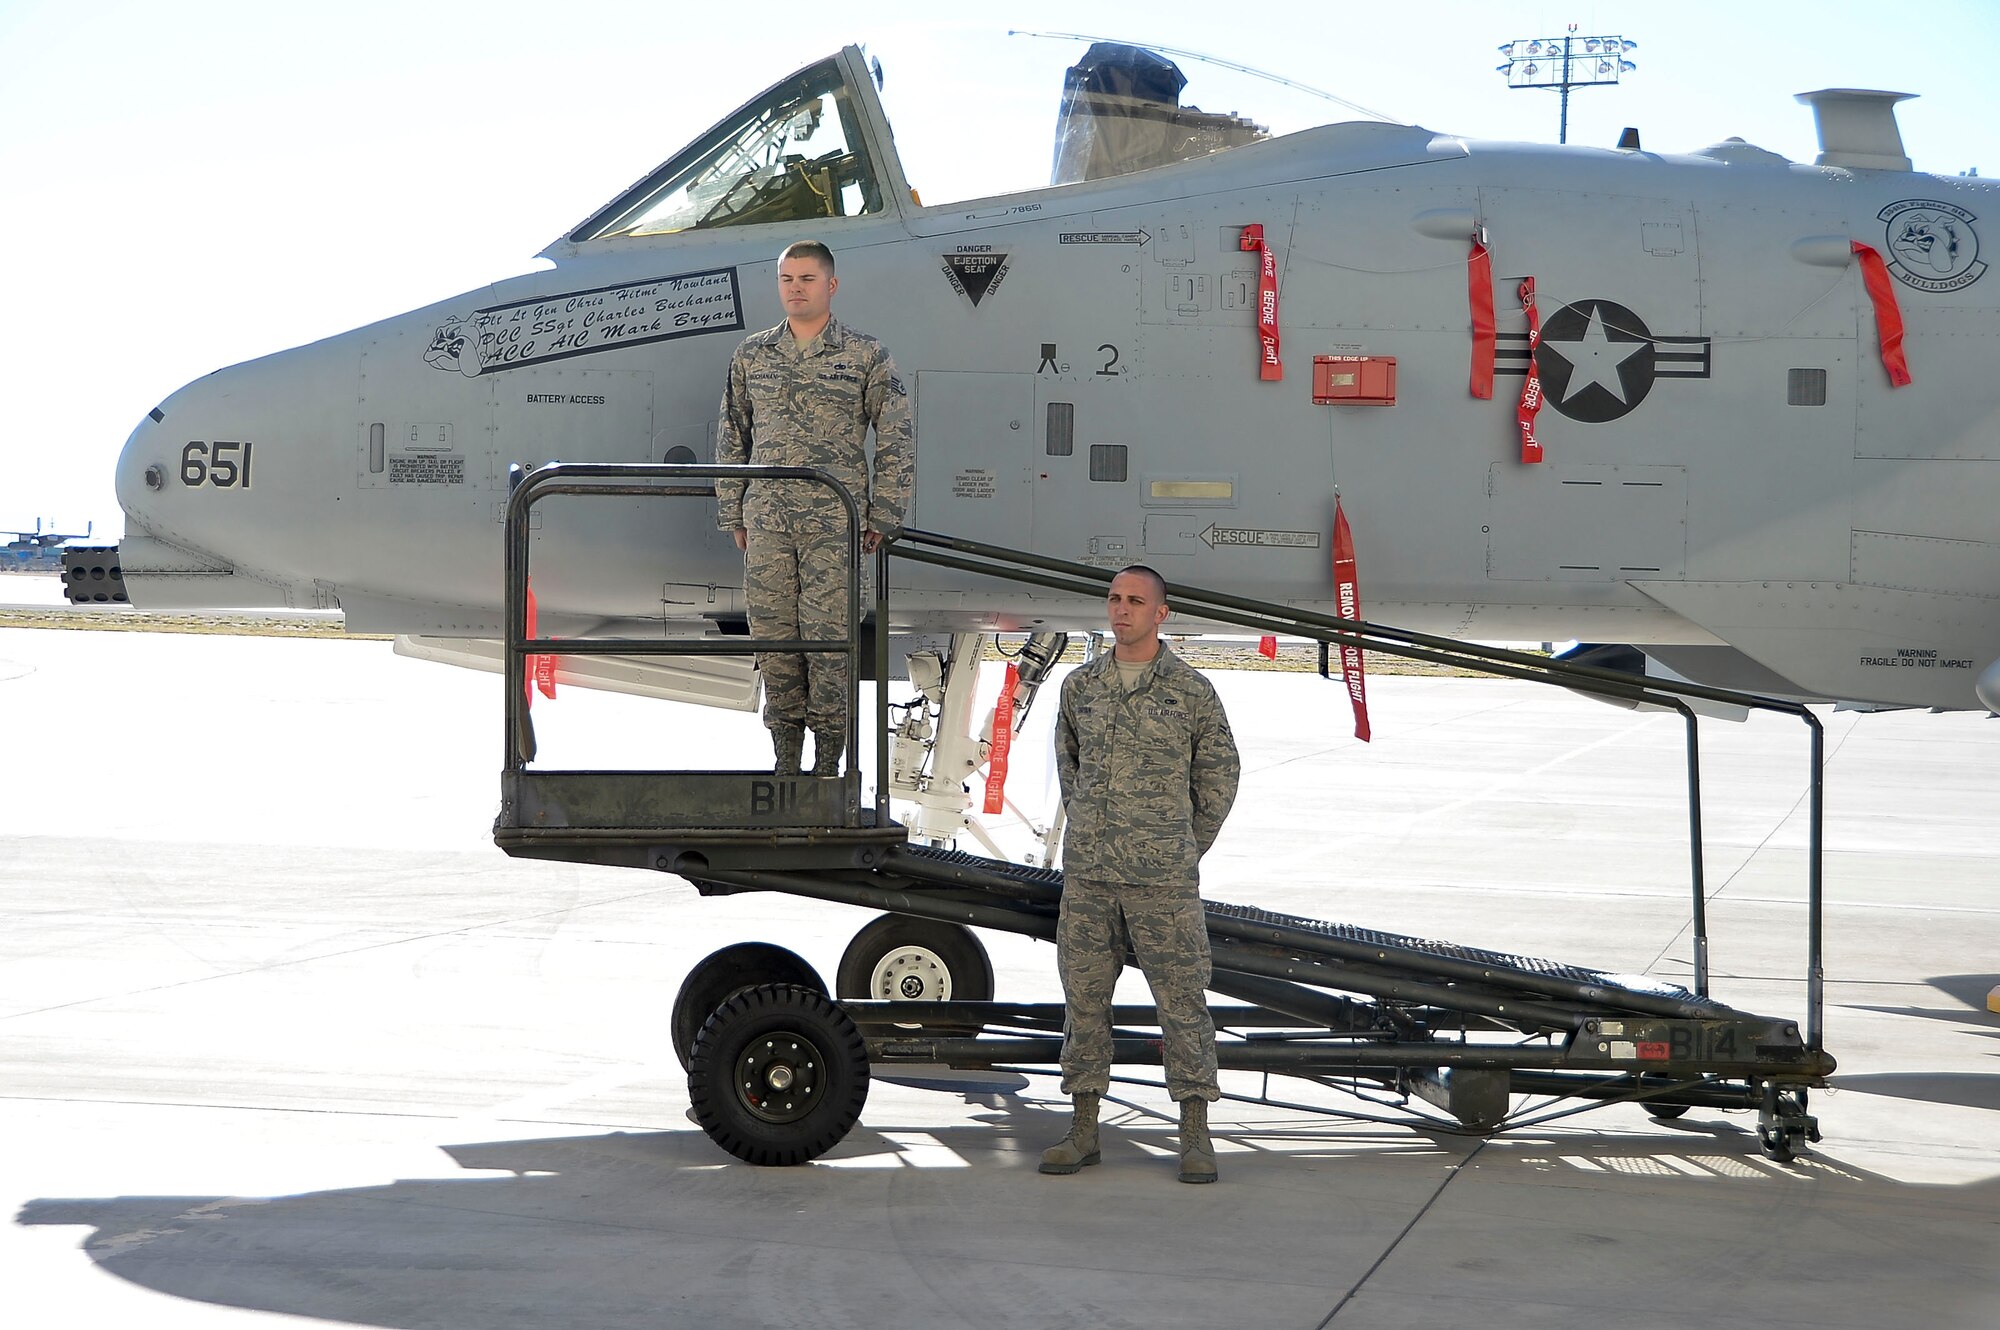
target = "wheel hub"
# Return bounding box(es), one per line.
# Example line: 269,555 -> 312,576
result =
737,1032 -> 825,1124
871,945 -> 953,1002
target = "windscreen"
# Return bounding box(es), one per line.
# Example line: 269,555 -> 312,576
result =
570,59 -> 883,242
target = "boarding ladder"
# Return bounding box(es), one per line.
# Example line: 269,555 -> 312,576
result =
493,463 -> 1834,1163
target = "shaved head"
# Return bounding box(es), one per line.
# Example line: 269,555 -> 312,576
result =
776,241 -> 838,339
779,239 -> 835,274
1114,564 -> 1167,604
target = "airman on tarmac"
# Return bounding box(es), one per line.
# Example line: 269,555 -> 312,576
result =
1043,564 -> 1241,1183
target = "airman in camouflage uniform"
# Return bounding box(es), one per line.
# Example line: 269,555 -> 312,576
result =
717,241 -> 914,775
1043,565 -> 1241,1184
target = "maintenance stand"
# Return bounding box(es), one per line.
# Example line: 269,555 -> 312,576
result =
494,464 -> 1834,1167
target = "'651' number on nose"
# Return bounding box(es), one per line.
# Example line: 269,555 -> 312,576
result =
181,441 -> 254,489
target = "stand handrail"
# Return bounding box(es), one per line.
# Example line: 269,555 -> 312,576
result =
501,461 -> 889,827
494,473 -> 1824,1057
886,526 -> 1826,1055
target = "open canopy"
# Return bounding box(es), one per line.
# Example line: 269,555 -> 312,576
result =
559,43 -> 1277,248
564,48 -> 902,244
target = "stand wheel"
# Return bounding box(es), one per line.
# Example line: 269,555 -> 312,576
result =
687,984 -> 869,1166
672,943 -> 826,1071
1644,1103 -> 1691,1120
836,914 -> 993,1033
1755,1082 -> 1815,1164
1758,1123 -> 1798,1164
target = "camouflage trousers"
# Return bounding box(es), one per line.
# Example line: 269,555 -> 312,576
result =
744,506 -> 858,733
1056,875 -> 1220,1103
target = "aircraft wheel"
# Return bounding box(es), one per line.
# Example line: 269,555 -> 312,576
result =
672,943 -> 826,1071
1644,1103 -> 1691,1120
687,984 -> 869,1166
836,914 -> 993,1033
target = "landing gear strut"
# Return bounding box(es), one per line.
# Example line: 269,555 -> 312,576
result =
887,630 -> 1071,857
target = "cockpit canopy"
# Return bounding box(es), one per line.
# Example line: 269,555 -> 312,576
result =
561,43 -> 1277,248
1050,43 -> 1267,186
566,54 -> 888,243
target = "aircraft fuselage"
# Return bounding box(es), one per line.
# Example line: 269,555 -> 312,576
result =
108,51 -> 2000,709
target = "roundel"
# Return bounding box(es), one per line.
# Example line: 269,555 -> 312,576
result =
1535,300 -> 1656,423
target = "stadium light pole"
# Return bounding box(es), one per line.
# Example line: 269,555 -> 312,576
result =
1495,25 -> 1637,144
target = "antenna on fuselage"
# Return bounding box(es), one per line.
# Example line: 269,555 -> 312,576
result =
1008,28 -> 1400,124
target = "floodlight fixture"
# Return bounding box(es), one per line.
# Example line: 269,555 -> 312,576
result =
1496,23 -> 1637,143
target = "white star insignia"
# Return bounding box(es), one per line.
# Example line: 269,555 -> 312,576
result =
1545,304 -> 1648,404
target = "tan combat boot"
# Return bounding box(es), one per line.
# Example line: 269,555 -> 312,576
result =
1039,1092 -> 1102,1174
809,729 -> 843,777
1177,1097 -> 1217,1184
771,723 -> 804,776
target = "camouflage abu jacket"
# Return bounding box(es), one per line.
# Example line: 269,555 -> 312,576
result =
715,316 -> 914,535
1055,641 -> 1241,890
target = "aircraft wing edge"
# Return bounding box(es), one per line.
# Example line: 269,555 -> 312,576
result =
393,636 -> 760,712
1629,579 -> 2000,711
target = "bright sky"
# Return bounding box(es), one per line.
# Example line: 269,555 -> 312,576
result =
4,0 -> 1996,540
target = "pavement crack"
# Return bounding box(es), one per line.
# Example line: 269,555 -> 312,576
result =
1314,1141 -> 1485,1327
1639,712 -> 1862,980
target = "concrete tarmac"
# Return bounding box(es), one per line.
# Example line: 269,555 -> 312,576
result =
3,618 -> 1996,1329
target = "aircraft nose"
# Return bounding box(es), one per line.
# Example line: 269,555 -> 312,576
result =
113,408 -> 172,518
97,368 -> 299,610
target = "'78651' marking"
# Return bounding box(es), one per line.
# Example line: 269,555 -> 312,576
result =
181,441 -> 254,488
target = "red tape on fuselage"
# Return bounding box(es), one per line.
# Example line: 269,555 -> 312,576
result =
1333,497 -> 1371,743
1516,277 -> 1545,463
1851,241 -> 1914,388
1240,224 -> 1283,381
1469,238 -> 1495,399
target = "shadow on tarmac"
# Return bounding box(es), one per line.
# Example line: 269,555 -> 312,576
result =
19,1099 -> 2000,1330
1847,972 -> 2000,1044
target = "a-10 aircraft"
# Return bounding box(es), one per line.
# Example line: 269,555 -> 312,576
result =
76,41 -> 2000,723
6,520 -> 93,575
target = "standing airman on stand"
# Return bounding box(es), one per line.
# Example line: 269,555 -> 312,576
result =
717,240 -> 914,775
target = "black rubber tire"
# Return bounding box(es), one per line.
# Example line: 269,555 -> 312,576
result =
671,943 -> 826,1071
687,984 -> 869,1166
1644,1103 -> 1692,1120
835,914 -> 994,1035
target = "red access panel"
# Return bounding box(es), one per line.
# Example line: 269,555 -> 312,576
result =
1313,355 -> 1397,405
